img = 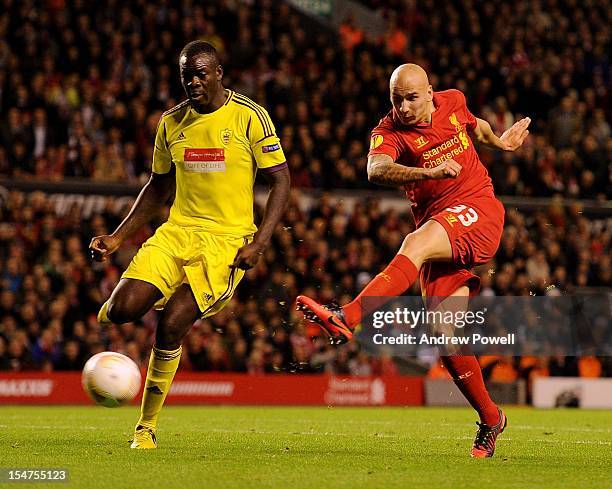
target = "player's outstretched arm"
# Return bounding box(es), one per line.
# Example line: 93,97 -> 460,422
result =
367,154 -> 461,186
471,117 -> 531,151
89,169 -> 176,262
231,165 -> 290,270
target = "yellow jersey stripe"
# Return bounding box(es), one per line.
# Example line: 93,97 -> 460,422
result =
233,98 -> 272,139
232,94 -> 273,138
235,94 -> 272,136
162,99 -> 190,117
246,117 -> 252,140
232,96 -> 272,137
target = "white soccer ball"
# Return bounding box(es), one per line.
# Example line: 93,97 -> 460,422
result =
82,352 -> 142,407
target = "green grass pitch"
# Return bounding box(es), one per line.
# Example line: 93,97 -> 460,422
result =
1,406 -> 610,488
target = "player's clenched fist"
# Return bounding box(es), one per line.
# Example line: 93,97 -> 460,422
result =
427,159 -> 462,179
230,241 -> 265,270
89,234 -> 122,262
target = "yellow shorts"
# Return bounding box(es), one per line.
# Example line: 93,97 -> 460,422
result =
122,221 -> 251,317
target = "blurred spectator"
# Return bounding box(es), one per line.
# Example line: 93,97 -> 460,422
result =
339,15 -> 364,52
578,356 -> 602,378
0,336 -> 10,370
0,0 -> 607,199
54,340 -> 85,371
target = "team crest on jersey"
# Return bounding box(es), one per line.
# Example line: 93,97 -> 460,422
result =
449,113 -> 463,132
220,128 -> 233,146
370,134 -> 383,150
449,113 -> 469,149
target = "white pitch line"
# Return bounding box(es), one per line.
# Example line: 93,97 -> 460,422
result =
288,420 -> 612,434
209,428 -> 398,438
3,424 -> 610,444
432,436 -> 611,446
162,415 -> 612,432
381,420 -> 612,434
0,422 -> 426,438
0,425 -> 99,430
501,424 -> 612,434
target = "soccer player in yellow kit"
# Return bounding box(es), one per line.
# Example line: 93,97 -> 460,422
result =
89,41 -> 290,449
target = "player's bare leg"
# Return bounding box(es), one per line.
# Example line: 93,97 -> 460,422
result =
98,278 -> 163,325
297,220 -> 451,342
132,284 -> 201,449
396,219 -> 452,266
431,285 -> 507,458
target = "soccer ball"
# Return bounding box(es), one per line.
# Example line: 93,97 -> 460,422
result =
82,352 -> 142,407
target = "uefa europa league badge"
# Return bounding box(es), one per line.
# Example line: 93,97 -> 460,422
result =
221,128 -> 233,146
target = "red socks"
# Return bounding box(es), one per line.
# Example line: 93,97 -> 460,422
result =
341,254 -> 498,425
342,254 -> 419,327
441,355 -> 500,425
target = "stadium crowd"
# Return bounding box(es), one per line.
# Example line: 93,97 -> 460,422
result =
0,0 -> 609,198
0,189 -> 610,379
0,0 -> 610,382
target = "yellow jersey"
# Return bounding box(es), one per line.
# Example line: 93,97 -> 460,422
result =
152,89 -> 286,235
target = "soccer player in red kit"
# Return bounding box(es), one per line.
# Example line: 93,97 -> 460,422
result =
296,64 -> 531,458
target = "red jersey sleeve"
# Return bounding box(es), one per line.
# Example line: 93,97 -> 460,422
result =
368,125 -> 405,161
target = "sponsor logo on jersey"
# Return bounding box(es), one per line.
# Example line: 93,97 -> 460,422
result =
414,136 -> 429,149
421,124 -> 470,169
183,148 -> 226,172
220,128 -> 233,145
262,143 -> 281,153
370,134 -> 384,149
177,132 -> 187,141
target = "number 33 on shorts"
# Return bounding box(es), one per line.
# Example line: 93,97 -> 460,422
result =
445,204 -> 479,227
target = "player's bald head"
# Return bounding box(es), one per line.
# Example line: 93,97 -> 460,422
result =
390,64 -> 429,91
389,64 -> 434,125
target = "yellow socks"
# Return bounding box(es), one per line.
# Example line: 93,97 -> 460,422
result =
136,346 -> 182,431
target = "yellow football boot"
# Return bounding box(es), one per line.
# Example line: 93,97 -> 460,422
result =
130,427 -> 157,449
97,301 -> 112,326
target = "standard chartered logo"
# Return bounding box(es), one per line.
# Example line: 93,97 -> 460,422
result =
422,135 -> 468,169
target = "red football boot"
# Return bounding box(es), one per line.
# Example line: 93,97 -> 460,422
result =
296,295 -> 354,344
470,409 -> 508,458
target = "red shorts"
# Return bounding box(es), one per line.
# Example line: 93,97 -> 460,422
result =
420,196 -> 504,300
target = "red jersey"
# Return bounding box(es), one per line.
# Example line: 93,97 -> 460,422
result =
368,89 -> 495,226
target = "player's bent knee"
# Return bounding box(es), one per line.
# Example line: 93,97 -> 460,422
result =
399,232 -> 428,265
399,222 -> 452,264
106,298 -> 143,324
